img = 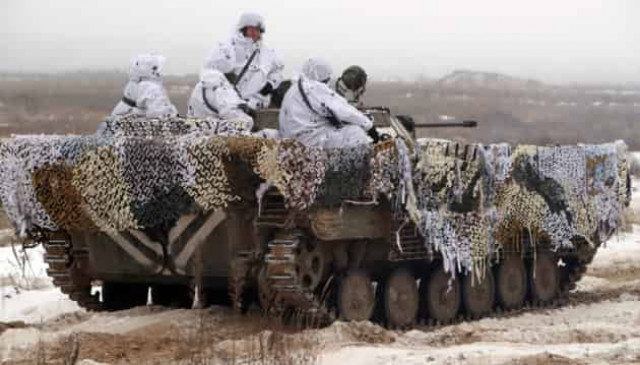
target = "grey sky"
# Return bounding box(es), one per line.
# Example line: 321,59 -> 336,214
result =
1,0 -> 638,83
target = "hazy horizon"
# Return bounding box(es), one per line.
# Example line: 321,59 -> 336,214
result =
2,0 -> 639,84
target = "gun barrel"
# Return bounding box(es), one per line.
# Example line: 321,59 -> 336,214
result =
414,120 -> 478,128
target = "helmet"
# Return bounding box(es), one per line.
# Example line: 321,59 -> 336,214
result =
302,58 -> 333,83
199,69 -> 227,89
338,65 -> 367,93
237,12 -> 266,33
129,54 -> 165,82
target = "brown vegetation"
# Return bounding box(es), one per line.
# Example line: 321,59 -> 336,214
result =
12,310 -> 323,365
0,72 -> 639,150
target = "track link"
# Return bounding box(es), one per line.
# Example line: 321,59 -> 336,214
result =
43,232 -> 100,310
262,231 -> 333,324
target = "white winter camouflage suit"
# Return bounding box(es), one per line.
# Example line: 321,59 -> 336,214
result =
279,58 -> 373,148
203,13 -> 284,111
187,69 -> 253,129
111,54 -> 178,118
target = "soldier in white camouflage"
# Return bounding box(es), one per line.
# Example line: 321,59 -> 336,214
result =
203,12 -> 284,113
111,54 -> 178,119
279,58 -> 382,148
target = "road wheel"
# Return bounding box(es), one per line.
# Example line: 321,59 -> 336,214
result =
462,269 -> 495,318
337,270 -> 375,322
496,254 -> 527,310
383,268 -> 419,328
421,265 -> 460,324
530,251 -> 559,304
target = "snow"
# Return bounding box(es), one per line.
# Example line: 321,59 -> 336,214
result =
598,89 -> 640,96
67,306 -> 204,335
0,244 -> 51,291
323,339 -> 640,365
0,244 -> 81,324
555,101 -> 577,107
588,227 -> 640,275
78,361 -> 112,365
0,287 -> 81,324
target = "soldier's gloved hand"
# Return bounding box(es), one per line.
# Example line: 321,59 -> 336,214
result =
238,103 -> 257,119
259,82 -> 274,96
224,72 -> 237,84
367,127 -> 381,143
270,80 -> 292,108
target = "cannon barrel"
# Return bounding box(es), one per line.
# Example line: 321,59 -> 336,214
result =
413,120 -> 478,128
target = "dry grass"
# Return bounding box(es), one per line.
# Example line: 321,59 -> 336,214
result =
11,311 -> 323,364
175,311 -> 322,365
17,332 -> 81,365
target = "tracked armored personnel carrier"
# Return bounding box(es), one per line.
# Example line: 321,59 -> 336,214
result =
0,110 -> 631,328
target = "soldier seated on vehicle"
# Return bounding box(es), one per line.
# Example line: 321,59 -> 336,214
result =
279,58 -> 383,148
187,69 -> 253,130
203,12 -> 285,114
111,54 -> 178,119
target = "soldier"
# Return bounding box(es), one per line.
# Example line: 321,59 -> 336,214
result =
187,69 -> 253,130
279,58 -> 382,148
204,12 -> 284,112
111,54 -> 178,118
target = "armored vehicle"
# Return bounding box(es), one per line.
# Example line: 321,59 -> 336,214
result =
0,109 -> 630,328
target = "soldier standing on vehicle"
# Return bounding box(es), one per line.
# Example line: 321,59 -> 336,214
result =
279,58 -> 382,148
187,69 -> 253,129
204,12 -> 284,113
111,54 -> 178,118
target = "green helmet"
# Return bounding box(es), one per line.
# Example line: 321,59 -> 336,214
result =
339,65 -> 367,93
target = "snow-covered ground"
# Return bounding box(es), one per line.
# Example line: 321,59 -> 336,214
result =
1,181 -> 639,364
0,245 -> 82,325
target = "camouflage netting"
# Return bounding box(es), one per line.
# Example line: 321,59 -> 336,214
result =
0,116 -> 631,276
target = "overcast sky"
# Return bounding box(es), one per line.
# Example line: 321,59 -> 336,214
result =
1,0 -> 638,84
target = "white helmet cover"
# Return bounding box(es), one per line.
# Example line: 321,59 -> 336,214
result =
129,54 -> 165,82
237,12 -> 265,33
199,69 -> 227,89
302,58 -> 333,83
